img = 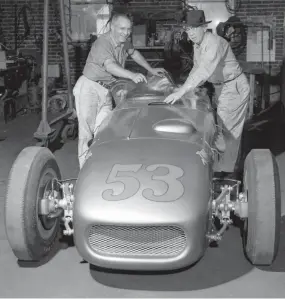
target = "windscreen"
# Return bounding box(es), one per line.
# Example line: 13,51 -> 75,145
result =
126,73 -> 175,100
110,73 -> 212,112
110,74 -> 175,105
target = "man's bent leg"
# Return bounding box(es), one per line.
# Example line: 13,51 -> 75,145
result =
93,92 -> 113,137
215,74 -> 250,173
73,76 -> 99,169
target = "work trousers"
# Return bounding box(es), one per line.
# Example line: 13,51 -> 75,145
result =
73,75 -> 113,169
213,73 -> 250,173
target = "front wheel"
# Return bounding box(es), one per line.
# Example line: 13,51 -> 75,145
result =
242,149 -> 281,265
5,146 -> 62,261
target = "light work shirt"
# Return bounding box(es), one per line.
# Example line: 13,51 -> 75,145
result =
83,31 -> 135,85
187,32 -> 242,87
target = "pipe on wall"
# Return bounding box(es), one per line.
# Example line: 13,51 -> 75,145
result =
58,0 -> 74,110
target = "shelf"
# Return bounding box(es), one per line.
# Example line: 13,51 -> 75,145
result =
134,46 -> 165,50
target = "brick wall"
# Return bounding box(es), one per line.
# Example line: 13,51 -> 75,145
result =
0,0 -> 82,86
113,0 -> 181,13
235,0 -> 285,75
0,0 -> 62,66
0,0 -> 284,86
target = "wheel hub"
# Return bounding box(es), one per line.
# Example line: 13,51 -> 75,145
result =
207,179 -> 248,241
39,179 -> 75,236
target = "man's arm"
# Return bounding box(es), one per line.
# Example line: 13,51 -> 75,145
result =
90,38 -> 139,80
179,38 -> 225,95
104,60 -> 134,80
104,60 -> 147,83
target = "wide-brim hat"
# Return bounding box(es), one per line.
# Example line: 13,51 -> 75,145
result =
185,10 -> 212,28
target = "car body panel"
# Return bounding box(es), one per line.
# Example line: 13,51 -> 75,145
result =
73,77 -> 217,271
74,138 -> 213,270
95,104 -> 215,147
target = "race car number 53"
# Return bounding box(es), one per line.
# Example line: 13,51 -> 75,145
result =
102,163 -> 185,202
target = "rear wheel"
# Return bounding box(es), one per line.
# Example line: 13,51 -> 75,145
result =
5,146 -> 62,261
242,149 -> 281,265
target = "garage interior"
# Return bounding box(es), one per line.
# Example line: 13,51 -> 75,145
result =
1,0 -> 285,297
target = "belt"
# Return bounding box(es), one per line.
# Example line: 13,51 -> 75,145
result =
95,80 -> 112,90
212,72 -> 242,86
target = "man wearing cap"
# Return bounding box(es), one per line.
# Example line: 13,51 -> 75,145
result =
73,13 -> 166,169
164,10 -> 250,178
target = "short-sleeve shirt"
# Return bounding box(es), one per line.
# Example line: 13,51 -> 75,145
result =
187,32 -> 242,88
83,32 -> 135,85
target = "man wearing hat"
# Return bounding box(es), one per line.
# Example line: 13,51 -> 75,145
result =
164,10 -> 250,178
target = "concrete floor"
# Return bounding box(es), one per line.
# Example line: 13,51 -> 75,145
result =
1,111 -> 285,297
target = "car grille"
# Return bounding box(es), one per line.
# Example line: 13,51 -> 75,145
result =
88,225 -> 187,258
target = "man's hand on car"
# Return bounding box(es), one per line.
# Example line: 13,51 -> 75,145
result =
149,67 -> 167,77
164,89 -> 185,104
131,73 -> 147,84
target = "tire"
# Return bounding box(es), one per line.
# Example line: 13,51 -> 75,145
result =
61,122 -> 78,141
5,146 -> 62,261
110,79 -> 136,106
242,149 -> 281,265
47,94 -> 67,114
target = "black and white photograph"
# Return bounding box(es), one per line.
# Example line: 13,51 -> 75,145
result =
0,0 -> 285,297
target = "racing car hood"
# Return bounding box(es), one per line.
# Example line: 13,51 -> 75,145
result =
93,104 -> 215,147
93,74 -> 215,146
74,138 -> 212,227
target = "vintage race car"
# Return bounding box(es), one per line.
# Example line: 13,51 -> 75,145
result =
5,74 -> 281,272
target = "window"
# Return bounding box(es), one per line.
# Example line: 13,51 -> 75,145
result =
66,1 -> 112,41
96,4 -> 111,36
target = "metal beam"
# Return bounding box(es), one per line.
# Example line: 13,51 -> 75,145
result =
41,0 -> 49,125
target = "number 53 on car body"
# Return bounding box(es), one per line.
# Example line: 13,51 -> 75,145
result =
102,163 -> 185,202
